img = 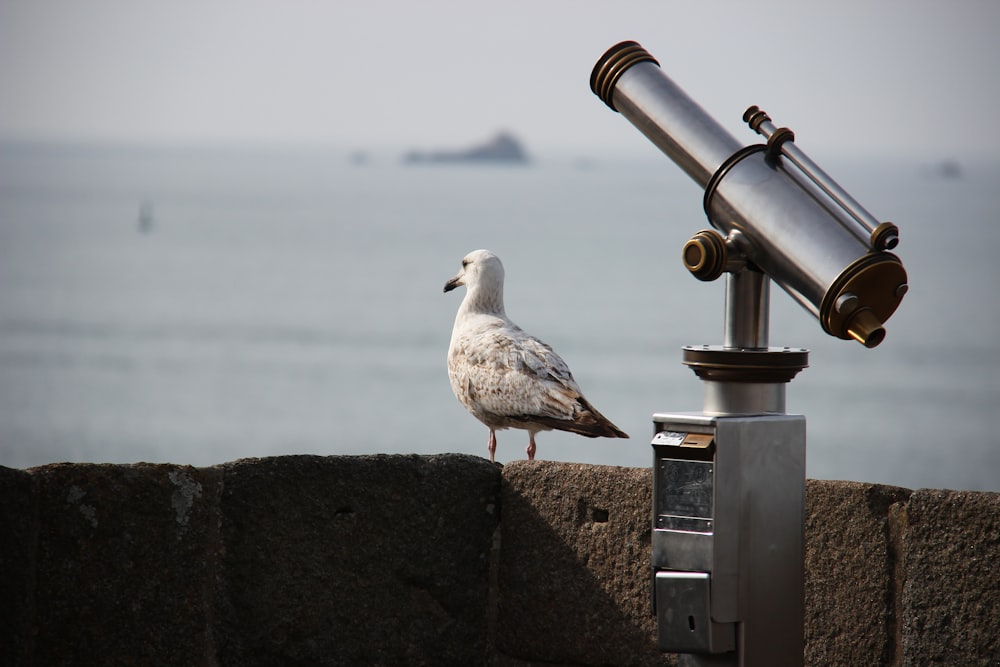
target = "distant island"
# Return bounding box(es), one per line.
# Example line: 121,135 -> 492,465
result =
403,131 -> 530,165
935,160 -> 962,179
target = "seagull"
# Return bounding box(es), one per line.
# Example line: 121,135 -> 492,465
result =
443,249 -> 629,462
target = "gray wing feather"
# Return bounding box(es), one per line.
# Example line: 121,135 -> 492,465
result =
451,326 -> 582,421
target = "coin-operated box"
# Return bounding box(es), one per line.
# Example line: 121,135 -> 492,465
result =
651,413 -> 805,663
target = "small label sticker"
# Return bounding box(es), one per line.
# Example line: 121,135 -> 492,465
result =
651,431 -> 687,446
681,433 -> 714,448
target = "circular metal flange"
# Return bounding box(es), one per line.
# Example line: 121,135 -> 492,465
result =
683,345 -> 809,383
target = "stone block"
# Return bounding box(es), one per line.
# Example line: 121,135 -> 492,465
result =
0,466 -> 35,667
214,454 -> 501,666
26,462 -> 222,666
804,479 -> 911,666
897,488 -> 1000,666
497,460 -> 673,666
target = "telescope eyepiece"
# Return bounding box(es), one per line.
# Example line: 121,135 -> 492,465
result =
871,222 -> 900,251
846,310 -> 886,348
743,105 -> 771,132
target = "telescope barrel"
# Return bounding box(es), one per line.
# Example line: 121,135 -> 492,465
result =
591,41 -> 908,347
590,41 -> 743,187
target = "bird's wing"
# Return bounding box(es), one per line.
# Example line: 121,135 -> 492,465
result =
451,324 -> 583,422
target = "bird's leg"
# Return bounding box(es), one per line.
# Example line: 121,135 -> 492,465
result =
526,432 -> 536,461
488,429 -> 497,463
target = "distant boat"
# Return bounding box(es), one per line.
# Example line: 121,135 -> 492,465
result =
403,131 -> 530,165
138,200 -> 154,233
349,151 -> 370,166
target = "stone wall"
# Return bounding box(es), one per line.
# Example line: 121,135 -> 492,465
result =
2,455 -> 998,666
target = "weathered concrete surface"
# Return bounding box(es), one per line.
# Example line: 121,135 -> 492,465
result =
19,463 -> 222,666
0,466 -> 35,666
896,488 -> 1000,666
497,460 -> 673,667
5,456 -> 1000,666
804,479 -> 912,667
3,454 -> 500,667
215,454 -> 501,666
496,468 -> 921,666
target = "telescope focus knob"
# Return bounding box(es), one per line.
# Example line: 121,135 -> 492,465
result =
683,229 -> 727,281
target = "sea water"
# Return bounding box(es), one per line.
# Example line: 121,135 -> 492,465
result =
1,142 -> 997,491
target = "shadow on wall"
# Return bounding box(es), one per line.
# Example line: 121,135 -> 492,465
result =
497,461 -> 674,666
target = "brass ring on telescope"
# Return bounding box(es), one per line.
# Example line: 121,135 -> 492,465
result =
703,144 -> 768,221
766,127 -> 795,159
590,40 -> 659,111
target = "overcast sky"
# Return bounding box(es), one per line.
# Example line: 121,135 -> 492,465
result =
1,0 -> 998,159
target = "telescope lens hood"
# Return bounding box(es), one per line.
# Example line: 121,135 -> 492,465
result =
590,40 -> 659,111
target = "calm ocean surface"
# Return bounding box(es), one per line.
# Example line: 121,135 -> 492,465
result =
1,142 -> 997,491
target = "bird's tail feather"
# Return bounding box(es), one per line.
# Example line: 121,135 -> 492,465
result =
519,409 -> 629,439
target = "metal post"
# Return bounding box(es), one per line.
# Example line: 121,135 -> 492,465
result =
723,270 -> 768,350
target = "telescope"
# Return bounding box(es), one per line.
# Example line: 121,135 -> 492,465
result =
590,41 -> 909,666
592,41 -> 907,349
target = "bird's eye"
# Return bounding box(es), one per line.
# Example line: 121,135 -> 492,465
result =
462,260 -> 470,267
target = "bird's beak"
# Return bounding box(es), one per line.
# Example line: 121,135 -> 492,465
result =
443,275 -> 463,293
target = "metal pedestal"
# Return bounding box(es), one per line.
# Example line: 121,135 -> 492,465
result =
650,272 -> 807,667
